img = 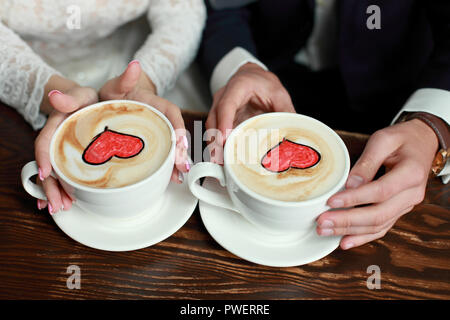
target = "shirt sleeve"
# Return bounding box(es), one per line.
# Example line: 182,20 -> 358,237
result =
391,2 -> 450,184
0,20 -> 60,130
197,1 -> 260,93
391,88 -> 450,184
134,0 -> 206,97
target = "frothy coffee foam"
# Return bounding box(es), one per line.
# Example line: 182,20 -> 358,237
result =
53,102 -> 172,188
228,115 -> 346,201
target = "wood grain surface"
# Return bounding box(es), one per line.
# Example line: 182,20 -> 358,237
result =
0,103 -> 448,300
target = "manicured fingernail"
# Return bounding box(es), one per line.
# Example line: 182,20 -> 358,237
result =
319,228 -> 334,236
182,136 -> 188,149
329,198 -> 344,208
48,90 -> 62,98
320,220 -> 334,228
185,161 -> 191,172
48,203 -> 53,215
342,242 -> 354,250
347,175 -> 364,189
37,200 -> 42,210
38,168 -> 44,181
128,59 -> 139,67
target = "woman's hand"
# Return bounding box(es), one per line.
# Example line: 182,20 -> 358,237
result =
36,77 -> 98,214
316,119 -> 439,250
99,60 -> 189,184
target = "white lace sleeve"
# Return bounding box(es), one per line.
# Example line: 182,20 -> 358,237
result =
0,21 -> 60,130
134,0 -> 206,97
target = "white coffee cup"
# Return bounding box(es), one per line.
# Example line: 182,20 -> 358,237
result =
187,112 -> 350,238
21,100 -> 176,218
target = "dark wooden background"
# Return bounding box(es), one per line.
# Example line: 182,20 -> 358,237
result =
0,102 -> 448,299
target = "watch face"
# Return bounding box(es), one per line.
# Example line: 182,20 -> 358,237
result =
431,148 -> 449,176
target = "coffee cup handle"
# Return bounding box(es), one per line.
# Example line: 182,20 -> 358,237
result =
187,162 -> 238,212
21,161 -> 48,200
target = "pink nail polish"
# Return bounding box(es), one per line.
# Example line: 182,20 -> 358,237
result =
48,203 -> 53,215
185,161 -> 191,172
182,136 -> 188,149
38,168 -> 44,181
128,59 -> 139,67
37,200 -> 42,210
48,90 -> 62,98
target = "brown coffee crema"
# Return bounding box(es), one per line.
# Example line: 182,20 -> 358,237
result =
228,116 -> 346,202
53,102 -> 172,188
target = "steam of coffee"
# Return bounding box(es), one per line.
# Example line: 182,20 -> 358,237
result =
53,102 -> 172,188
228,115 -> 347,202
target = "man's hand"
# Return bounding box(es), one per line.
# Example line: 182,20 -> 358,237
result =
206,62 -> 295,146
316,119 -> 439,249
99,60 -> 189,184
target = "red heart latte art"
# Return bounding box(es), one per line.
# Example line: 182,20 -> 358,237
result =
82,126 -> 144,165
261,138 -> 321,173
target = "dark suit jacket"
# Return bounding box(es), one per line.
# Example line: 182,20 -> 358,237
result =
197,0 -> 450,115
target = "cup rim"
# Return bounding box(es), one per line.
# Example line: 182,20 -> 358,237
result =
223,112 -> 351,207
49,99 -> 176,193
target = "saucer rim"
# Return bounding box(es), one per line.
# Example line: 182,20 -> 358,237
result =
52,179 -> 198,252
199,177 -> 342,267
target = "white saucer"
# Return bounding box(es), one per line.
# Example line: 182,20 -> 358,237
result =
52,177 -> 198,252
199,177 -> 342,267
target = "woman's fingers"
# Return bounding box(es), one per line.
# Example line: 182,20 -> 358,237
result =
39,86 -> 98,179
132,90 -> 189,177
171,167 -> 183,184
175,134 -> 190,174
172,111 -> 189,175
59,186 -> 74,211
117,60 -> 141,94
36,177 -> 47,210
99,60 -> 141,100
34,111 -> 67,179
48,87 -> 97,113
40,176 -> 73,214
41,176 -> 63,214
35,86 -> 97,211
153,96 -> 189,174
48,90 -> 79,113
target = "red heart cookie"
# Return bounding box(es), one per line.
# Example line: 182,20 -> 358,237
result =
261,138 -> 320,173
82,127 -> 144,165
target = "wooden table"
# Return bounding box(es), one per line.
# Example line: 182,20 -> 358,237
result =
0,103 -> 448,300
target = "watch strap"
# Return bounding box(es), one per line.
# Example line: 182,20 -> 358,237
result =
400,112 -> 450,176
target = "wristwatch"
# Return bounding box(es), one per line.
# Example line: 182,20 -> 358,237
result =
399,112 -> 450,176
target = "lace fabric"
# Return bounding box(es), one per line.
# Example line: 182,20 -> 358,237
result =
0,0 -> 206,129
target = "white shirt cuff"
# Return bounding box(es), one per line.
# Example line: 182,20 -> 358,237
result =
391,88 -> 450,184
210,47 -> 268,94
